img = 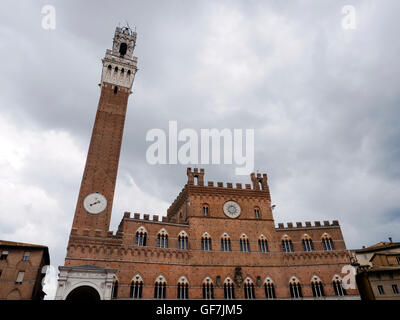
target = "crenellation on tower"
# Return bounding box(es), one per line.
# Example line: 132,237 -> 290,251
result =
101,26 -> 138,90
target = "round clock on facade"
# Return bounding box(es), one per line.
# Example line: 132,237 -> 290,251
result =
83,193 -> 107,214
223,201 -> 241,218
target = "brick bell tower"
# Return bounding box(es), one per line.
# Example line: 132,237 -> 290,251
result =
70,26 -> 138,237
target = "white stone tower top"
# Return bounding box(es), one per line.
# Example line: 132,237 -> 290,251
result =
100,26 -> 138,90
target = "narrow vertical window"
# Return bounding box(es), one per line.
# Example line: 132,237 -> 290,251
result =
202,205 -> 209,216
154,276 -> 167,299
322,234 -> 334,251
258,236 -> 269,253
112,280 -> 119,299
202,278 -> 214,299
240,235 -> 250,252
282,237 -> 293,252
311,277 -> 324,298
254,207 -> 260,218
135,227 -> 147,246
243,278 -> 255,299
302,236 -> 314,252
223,278 -> 235,299
157,229 -> 168,248
201,233 -> 212,251
178,231 -> 188,250
221,234 -> 231,252
177,277 -> 189,299
333,277 -> 346,297
264,279 -> 276,299
289,278 -> 302,299
130,275 -> 144,299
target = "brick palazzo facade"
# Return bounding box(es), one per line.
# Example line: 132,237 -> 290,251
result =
55,26 -> 359,300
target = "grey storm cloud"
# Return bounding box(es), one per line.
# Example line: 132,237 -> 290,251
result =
1,0 -> 400,298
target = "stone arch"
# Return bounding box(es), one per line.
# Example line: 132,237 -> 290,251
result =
65,283 -> 101,301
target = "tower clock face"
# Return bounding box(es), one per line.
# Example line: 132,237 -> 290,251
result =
223,201 -> 241,219
83,193 -> 107,214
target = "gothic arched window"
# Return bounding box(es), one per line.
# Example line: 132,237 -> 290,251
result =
254,207 -> 260,218
322,233 -> 335,251
311,276 -> 325,298
221,233 -> 231,252
157,228 -> 168,248
239,234 -> 250,252
135,227 -> 147,246
130,275 -> 143,299
243,277 -> 255,299
119,42 -> 128,56
264,278 -> 276,299
201,232 -> 212,251
302,234 -> 314,252
223,278 -> 235,299
258,235 -> 269,253
332,275 -> 346,296
112,278 -> 119,299
202,204 -> 209,216
178,231 -> 188,250
289,277 -> 302,299
177,277 -> 189,299
202,277 -> 214,299
282,235 -> 293,253
154,276 -> 167,299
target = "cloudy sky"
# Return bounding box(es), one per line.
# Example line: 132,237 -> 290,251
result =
1,0 -> 399,298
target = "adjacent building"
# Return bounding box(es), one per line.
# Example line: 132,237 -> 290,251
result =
0,240 -> 50,300
351,239 -> 400,300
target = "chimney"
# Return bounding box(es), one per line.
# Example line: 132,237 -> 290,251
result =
389,237 -> 393,243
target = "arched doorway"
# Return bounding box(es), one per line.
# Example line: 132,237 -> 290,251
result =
66,286 -> 101,301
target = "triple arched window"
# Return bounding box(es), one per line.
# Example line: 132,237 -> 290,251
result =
258,235 -> 269,253
311,276 -> 325,297
221,233 -> 232,252
289,277 -> 302,298
178,231 -> 188,250
223,278 -> 235,299
239,234 -> 250,252
177,277 -> 189,299
157,229 -> 168,248
264,278 -> 276,299
202,277 -> 214,299
282,235 -> 294,253
130,275 -> 143,299
332,275 -> 346,296
322,233 -> 335,251
201,232 -> 212,251
302,234 -> 314,252
243,277 -> 255,299
135,227 -> 147,246
154,275 -> 167,299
